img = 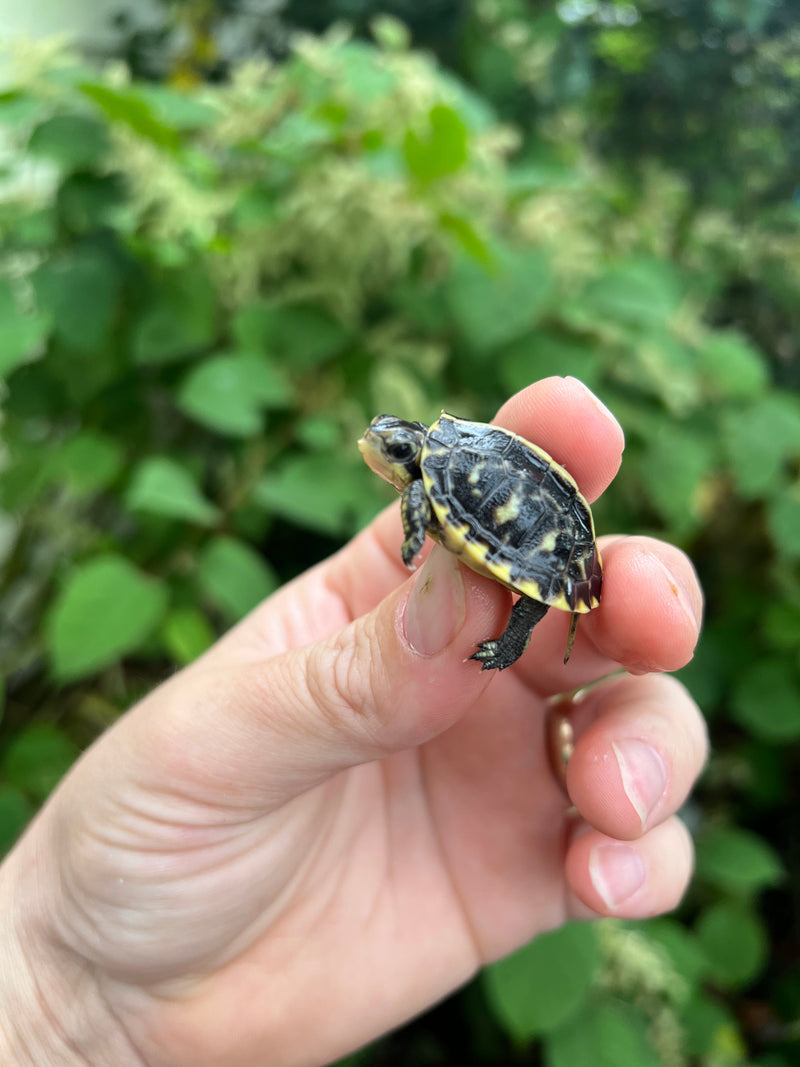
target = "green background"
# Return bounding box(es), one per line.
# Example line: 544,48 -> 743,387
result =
1,1 -> 798,1063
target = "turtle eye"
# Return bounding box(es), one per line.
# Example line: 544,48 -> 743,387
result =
386,441 -> 414,463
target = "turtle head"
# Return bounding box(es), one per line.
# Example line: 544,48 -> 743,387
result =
358,415 -> 427,491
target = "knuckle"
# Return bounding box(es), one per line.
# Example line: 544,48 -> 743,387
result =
304,637 -> 354,728
304,621 -> 387,747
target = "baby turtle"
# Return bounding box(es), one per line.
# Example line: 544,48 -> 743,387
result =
359,412 -> 602,670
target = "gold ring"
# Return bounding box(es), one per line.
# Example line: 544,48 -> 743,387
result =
545,692 -> 580,794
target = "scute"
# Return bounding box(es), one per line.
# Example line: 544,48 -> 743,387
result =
421,413 -> 601,613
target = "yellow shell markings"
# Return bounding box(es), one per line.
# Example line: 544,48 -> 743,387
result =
538,529 -> 558,553
493,492 -> 522,526
422,413 -> 597,614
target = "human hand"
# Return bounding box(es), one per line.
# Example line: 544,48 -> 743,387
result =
0,377 -> 706,1067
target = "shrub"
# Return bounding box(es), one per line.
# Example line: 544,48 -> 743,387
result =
1,21 -> 798,1064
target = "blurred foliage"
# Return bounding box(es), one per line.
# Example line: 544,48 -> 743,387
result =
1,2 -> 800,1064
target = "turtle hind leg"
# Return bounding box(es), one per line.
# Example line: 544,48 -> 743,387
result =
470,595 -> 549,671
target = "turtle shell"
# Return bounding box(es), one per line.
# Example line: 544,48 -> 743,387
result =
420,413 -> 602,613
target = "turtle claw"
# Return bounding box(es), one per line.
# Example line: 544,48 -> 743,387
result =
401,543 -> 421,570
468,596 -> 549,671
469,640 -> 513,671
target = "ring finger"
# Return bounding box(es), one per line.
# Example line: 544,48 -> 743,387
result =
564,672 -> 708,841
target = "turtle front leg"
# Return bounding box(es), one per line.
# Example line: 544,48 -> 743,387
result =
400,479 -> 432,568
470,595 -> 549,671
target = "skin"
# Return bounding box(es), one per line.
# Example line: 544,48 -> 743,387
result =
0,377 -> 707,1067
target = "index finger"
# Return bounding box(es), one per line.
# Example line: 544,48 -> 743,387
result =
494,376 -> 624,503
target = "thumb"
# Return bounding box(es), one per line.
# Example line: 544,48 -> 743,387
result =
150,548 -> 504,809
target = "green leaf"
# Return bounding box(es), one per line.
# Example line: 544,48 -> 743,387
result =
0,784 -> 33,856
698,331 -> 769,398
761,599 -> 800,652
27,112 -> 109,170
721,395 -> 800,499
675,629 -> 729,710
0,90 -> 43,127
3,203 -> 57,248
434,68 -> 496,132
178,352 -> 292,437
196,537 -> 278,622
390,279 -> 449,332
640,421 -> 717,534
595,25 -> 658,73
0,281 -> 50,377
336,40 -> 399,101
681,995 -> 743,1059
254,456 -> 373,537
32,244 -> 121,354
644,918 -> 711,990
232,185 -> 277,228
45,555 -> 168,681
126,457 -> 220,526
573,258 -> 685,328
161,607 -> 216,665
131,267 -> 218,364
545,1001 -> 660,1067
57,172 -> 126,234
740,741 -> 789,810
439,212 -> 492,266
499,332 -> 600,395
0,439 -> 56,510
136,85 -> 219,130
732,657 -> 800,742
296,415 -> 342,452
369,362 -> 432,425
2,723 -> 79,802
263,112 -> 334,163
767,493 -> 800,559
232,302 -> 348,372
27,113 -> 110,170
696,826 -> 784,897
80,82 -> 180,150
56,432 -> 124,494
695,902 -> 768,989
635,329 -> 701,414
482,922 -> 601,1041
446,245 -> 554,351
403,104 -> 469,182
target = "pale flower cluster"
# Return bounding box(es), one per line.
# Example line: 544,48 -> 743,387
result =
596,921 -> 689,1067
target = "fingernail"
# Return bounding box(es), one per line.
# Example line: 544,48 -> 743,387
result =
612,739 -> 667,832
589,842 -> 646,911
650,554 -> 700,632
565,376 -> 619,428
404,548 -> 466,657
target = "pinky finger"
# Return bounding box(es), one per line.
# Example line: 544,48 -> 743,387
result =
565,816 -> 694,920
